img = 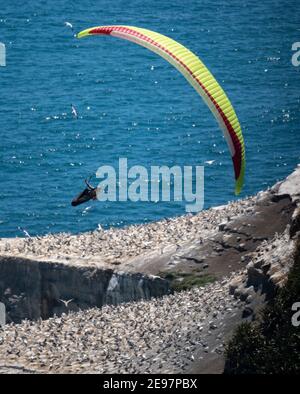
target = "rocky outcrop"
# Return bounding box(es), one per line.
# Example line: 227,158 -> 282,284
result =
124,181 -> 295,292
0,256 -> 169,323
227,166 -> 300,306
228,230 -> 295,310
276,165 -> 300,237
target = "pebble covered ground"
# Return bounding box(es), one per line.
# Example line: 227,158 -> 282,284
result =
0,272 -> 243,374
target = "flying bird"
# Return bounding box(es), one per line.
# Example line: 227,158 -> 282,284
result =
18,226 -> 31,238
71,104 -> 78,119
59,299 -> 74,307
64,21 -> 73,30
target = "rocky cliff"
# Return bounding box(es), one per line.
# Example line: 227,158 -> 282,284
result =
0,256 -> 168,323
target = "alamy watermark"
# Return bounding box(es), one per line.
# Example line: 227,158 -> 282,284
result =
0,42 -> 5,66
291,42 -> 300,67
291,302 -> 300,327
0,302 -> 5,327
94,158 -> 204,213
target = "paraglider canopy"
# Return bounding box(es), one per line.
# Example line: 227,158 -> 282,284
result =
77,25 -> 246,195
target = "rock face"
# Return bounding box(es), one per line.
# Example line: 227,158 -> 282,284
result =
246,231 -> 294,292
226,166 -> 300,305
277,165 -> 300,203
277,165 -> 300,238
0,256 -> 169,323
227,229 -> 295,308
124,186 -> 294,286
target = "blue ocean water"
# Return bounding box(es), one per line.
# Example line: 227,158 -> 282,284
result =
0,0 -> 300,238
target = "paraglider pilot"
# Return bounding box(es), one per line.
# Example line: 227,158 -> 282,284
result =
71,177 -> 98,206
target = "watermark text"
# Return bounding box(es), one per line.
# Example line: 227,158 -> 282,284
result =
0,302 -> 5,327
291,42 -> 300,67
292,302 -> 300,327
0,42 -> 5,66
95,158 -> 204,213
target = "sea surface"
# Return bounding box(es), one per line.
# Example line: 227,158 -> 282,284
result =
0,0 -> 300,237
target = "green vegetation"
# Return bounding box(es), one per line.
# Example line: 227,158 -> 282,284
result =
160,271 -> 216,292
224,237 -> 300,374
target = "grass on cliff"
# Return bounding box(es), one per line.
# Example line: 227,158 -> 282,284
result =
224,236 -> 300,374
160,271 -> 216,292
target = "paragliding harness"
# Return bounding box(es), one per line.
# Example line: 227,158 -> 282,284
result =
71,177 -> 98,206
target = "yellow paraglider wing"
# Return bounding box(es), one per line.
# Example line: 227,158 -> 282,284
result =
77,25 -> 245,194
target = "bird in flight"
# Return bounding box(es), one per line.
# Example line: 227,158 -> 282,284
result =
64,21 -> 73,30
71,104 -> 78,119
59,299 -> 74,307
18,226 -> 31,238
